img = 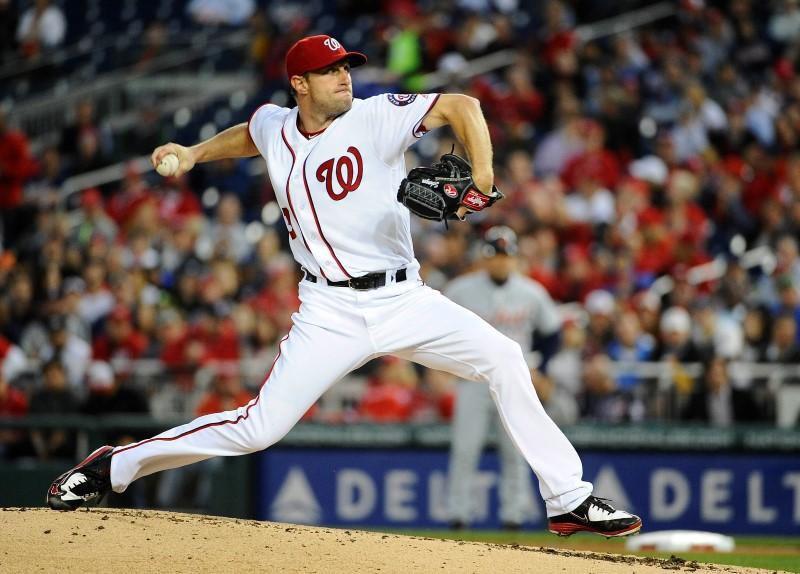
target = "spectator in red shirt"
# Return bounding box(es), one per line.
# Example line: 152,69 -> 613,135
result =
665,170 -> 709,249
159,299 -> 239,382
158,308 -> 187,361
156,308 -> 199,389
471,64 -> 544,135
539,0 -> 577,72
92,306 -> 148,366
0,107 -> 37,209
503,63 -> 545,126
0,363 -> 28,459
740,142 -> 782,218
0,108 -> 38,245
358,357 -> 425,423
560,124 -> 621,191
554,244 -> 605,302
195,366 -> 253,416
156,174 -> 202,229
106,163 -> 154,228
634,207 -> 677,275
525,227 -> 561,298
205,310 -> 241,362
422,368 -> 455,422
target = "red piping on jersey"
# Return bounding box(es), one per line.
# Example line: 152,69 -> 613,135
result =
413,94 -> 441,138
113,332 -> 291,456
301,155 -> 353,279
281,125 -> 328,280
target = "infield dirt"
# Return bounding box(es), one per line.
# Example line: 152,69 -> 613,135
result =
0,508 -> 788,573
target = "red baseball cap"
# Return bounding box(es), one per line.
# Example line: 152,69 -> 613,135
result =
285,35 -> 367,80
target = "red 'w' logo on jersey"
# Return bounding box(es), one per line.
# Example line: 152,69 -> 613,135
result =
316,146 -> 363,201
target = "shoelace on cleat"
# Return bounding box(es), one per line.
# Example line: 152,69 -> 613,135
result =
587,496 -> 618,516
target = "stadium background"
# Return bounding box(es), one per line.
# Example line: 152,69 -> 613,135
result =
1,0 -> 800,546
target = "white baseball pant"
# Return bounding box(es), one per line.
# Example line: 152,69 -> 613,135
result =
110,271 -> 592,516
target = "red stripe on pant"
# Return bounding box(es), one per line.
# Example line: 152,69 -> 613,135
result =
114,332 -> 290,456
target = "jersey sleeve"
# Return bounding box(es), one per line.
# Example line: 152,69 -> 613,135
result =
247,103 -> 287,157
365,93 -> 441,164
531,283 -> 561,335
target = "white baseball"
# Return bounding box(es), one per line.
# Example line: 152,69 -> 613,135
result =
156,153 -> 180,177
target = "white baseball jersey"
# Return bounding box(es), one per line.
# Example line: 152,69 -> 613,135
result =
445,271 -> 561,350
248,93 -> 440,281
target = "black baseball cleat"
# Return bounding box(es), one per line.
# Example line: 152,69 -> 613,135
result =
548,496 -> 642,538
47,445 -> 114,511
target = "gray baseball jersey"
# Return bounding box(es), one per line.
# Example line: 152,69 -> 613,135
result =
444,270 -> 561,349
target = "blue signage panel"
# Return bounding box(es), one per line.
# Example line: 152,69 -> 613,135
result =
256,449 -> 800,534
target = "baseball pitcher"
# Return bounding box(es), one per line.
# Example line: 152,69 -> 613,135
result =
47,35 -> 641,538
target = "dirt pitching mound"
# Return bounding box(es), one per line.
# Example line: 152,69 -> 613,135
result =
0,508 -> 781,574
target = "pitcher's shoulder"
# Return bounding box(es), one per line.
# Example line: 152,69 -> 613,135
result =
249,103 -> 292,129
248,104 -> 293,155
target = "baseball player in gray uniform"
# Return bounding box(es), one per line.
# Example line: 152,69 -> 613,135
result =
446,226 -> 561,529
46,34 -> 641,538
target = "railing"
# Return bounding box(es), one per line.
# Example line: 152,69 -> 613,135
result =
576,1 -> 676,43
0,31 -> 229,84
10,28 -> 253,144
8,358 -> 800,427
1,416 -> 797,461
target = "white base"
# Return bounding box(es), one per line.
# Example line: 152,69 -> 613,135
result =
625,530 -> 735,553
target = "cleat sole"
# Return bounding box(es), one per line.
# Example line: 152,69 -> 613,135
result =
548,518 -> 643,538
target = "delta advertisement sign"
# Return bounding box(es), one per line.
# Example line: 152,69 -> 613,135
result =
256,449 -> 800,534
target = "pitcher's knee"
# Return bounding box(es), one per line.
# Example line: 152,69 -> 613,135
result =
240,410 -> 299,453
493,336 -> 526,368
240,432 -> 271,454
484,336 -> 528,381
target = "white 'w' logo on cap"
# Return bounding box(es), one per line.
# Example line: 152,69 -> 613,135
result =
323,37 -> 341,51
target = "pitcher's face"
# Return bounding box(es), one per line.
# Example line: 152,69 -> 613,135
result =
299,61 -> 353,120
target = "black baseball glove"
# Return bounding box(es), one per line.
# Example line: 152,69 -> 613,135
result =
397,152 -> 504,222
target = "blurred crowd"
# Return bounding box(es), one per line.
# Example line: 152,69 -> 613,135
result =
0,0 -> 66,63
3,0 -> 800,462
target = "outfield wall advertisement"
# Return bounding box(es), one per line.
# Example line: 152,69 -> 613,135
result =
256,449 -> 800,534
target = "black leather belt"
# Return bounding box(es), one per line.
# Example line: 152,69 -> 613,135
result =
303,268 -> 407,290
